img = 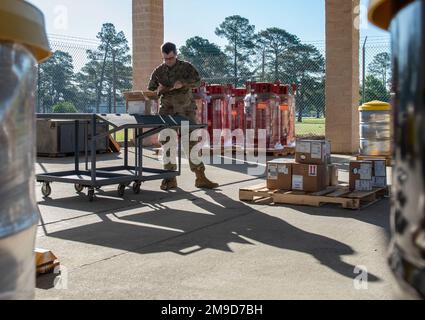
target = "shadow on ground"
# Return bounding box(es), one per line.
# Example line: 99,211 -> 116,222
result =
37,183 -> 384,284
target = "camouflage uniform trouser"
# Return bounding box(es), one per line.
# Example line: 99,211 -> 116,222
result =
159,94 -> 205,172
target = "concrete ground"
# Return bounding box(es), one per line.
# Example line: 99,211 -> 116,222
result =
35,149 -> 402,300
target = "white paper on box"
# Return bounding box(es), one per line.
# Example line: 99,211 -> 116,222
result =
325,141 -> 331,155
324,141 -> 331,163
355,180 -> 373,191
278,165 -> 289,175
359,164 -> 373,180
311,143 -> 323,159
374,161 -> 386,177
292,175 -> 304,191
373,177 -> 387,188
128,101 -> 146,114
268,165 -> 278,180
296,141 -> 311,154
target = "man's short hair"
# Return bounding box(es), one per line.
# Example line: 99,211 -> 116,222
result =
161,42 -> 177,55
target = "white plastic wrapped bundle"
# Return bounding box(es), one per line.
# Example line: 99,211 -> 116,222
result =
0,0 -> 51,300
0,43 -> 39,300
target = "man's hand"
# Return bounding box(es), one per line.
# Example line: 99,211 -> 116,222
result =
172,81 -> 184,90
158,83 -> 168,94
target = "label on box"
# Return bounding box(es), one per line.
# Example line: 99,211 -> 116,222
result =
373,176 -> 387,188
355,180 -> 373,191
325,142 -> 332,164
292,175 -> 304,191
359,164 -> 372,180
311,143 -> 322,159
374,161 -> 386,177
308,165 -> 318,177
296,141 -> 311,154
128,101 -> 146,114
278,165 -> 289,175
268,165 -> 278,180
325,141 -> 331,155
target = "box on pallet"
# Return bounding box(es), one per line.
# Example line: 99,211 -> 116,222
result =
267,159 -> 293,191
295,139 -> 331,165
292,163 -> 328,193
349,161 -> 374,191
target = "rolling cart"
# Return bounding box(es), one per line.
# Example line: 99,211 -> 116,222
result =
36,113 -> 204,201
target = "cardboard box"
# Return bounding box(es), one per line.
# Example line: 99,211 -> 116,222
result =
327,164 -> 339,187
295,139 -> 331,165
370,159 -> 387,188
267,159 -> 293,190
349,161 -> 374,191
292,163 -> 328,193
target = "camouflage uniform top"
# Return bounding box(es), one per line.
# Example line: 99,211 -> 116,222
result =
147,59 -> 201,98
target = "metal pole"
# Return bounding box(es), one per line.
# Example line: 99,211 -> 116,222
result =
362,37 -> 368,104
262,49 -> 265,81
113,50 -> 117,114
124,129 -> 128,168
74,120 -> 79,174
138,128 -> 143,180
112,50 -> 117,140
91,114 -> 97,185
85,122 -> 89,171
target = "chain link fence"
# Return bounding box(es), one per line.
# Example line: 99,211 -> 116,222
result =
37,35 -> 131,114
37,35 -> 391,139
360,37 -> 392,105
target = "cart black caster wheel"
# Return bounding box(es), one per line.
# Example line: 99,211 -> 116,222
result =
118,184 -> 126,197
74,184 -> 84,193
41,183 -> 52,197
133,182 -> 141,194
88,189 -> 95,202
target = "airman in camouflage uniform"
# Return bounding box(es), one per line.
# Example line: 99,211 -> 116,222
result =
148,42 -> 218,191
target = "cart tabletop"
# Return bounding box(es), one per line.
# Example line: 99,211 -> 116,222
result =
36,113 -> 206,130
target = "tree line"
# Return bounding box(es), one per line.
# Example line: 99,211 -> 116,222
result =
38,23 -> 132,114
38,17 -> 392,120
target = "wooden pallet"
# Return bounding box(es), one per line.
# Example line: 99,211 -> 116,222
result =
267,147 -> 295,157
356,154 -> 393,167
239,184 -> 388,210
243,147 -> 295,157
109,135 -> 121,153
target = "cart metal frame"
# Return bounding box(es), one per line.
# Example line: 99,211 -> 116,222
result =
36,113 -> 205,201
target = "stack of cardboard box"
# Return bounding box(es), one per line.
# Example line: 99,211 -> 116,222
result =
349,159 -> 387,192
266,139 -> 388,194
267,139 -> 337,193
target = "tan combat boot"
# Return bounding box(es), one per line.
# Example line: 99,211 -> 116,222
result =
194,168 -> 219,189
161,178 -> 178,191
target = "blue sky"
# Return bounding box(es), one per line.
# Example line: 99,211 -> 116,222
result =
28,0 -> 388,48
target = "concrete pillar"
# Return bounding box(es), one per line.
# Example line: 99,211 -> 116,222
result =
132,0 -> 164,91
325,0 -> 360,154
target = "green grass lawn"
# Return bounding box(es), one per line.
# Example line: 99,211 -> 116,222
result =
112,129 -> 134,142
296,118 -> 326,138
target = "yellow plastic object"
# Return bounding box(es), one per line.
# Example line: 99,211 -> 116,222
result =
0,0 -> 51,62
368,0 -> 414,30
359,100 -> 392,111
